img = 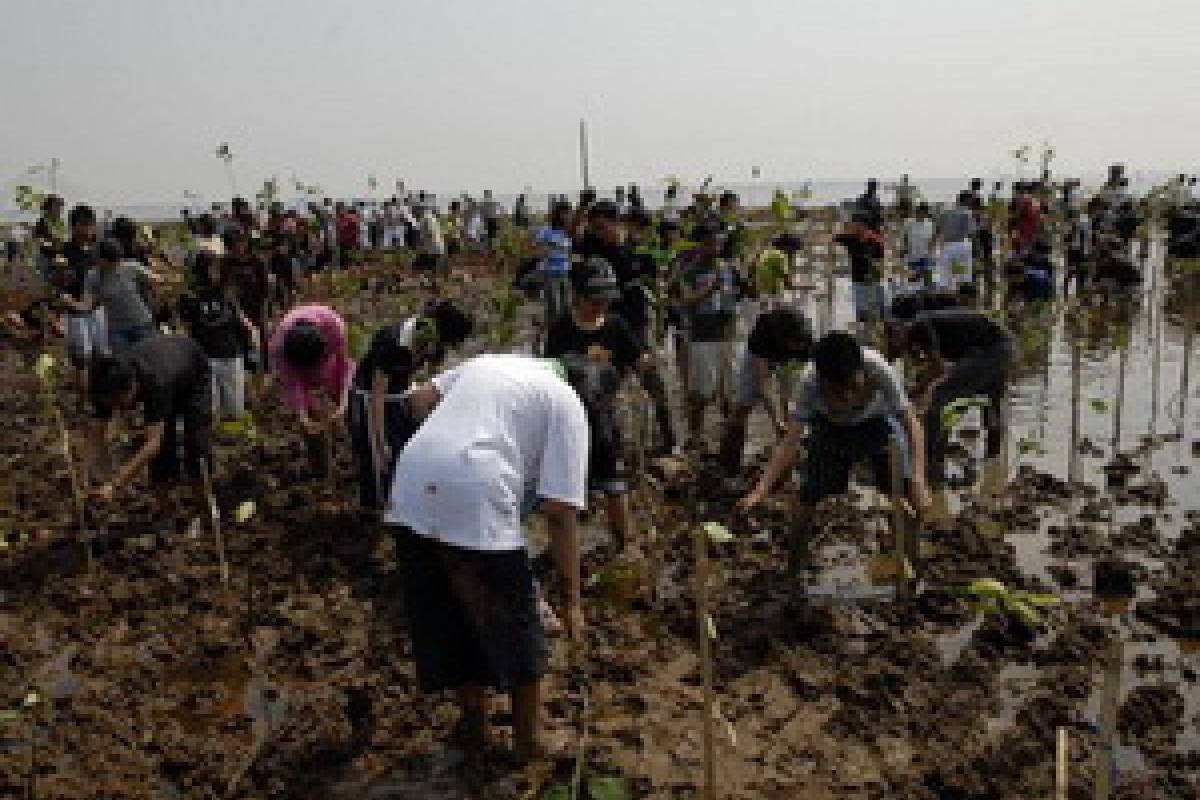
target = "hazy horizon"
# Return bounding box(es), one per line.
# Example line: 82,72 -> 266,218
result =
2,0 -> 1198,207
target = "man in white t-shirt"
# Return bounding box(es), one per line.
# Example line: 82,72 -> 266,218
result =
385,354 -> 595,761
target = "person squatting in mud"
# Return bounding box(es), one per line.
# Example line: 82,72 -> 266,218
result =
384,354 -> 619,762
738,331 -> 933,565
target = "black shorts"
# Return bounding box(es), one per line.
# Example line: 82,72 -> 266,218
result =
396,530 -> 545,692
414,253 -> 443,272
589,425 -> 628,495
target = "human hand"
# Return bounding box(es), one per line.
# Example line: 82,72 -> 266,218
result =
738,487 -> 766,512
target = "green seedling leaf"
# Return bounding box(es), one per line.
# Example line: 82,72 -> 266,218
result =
0,710 -> 21,725
1003,597 -> 1044,628
1012,592 -> 1061,606
1017,437 -> 1046,456
234,501 -> 257,524
34,353 -> 56,383
1089,398 -> 1110,413
541,785 -> 571,800
964,578 -> 1009,598
586,776 -> 631,800
702,521 -> 734,543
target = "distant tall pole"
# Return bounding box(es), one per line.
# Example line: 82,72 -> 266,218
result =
579,119 -> 590,189
50,158 -> 59,193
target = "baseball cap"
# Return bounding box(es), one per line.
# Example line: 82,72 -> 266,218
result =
571,257 -> 621,300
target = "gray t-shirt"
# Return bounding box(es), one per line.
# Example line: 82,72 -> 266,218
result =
83,261 -> 154,330
791,347 -> 911,427
938,206 -> 976,243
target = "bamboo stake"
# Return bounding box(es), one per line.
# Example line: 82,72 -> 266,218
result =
1056,726 -> 1069,800
1094,637 -> 1122,800
1112,341 -> 1127,452
694,518 -> 716,800
889,437 -> 912,596
1069,337 -> 1082,485
199,460 -> 229,586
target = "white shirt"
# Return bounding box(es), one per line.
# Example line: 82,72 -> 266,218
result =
902,218 -> 934,261
385,355 -> 590,551
419,210 -> 446,256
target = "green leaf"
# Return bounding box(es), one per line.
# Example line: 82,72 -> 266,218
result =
964,578 -> 1009,598
0,710 -> 21,725
234,501 -> 257,524
587,776 -> 630,800
1011,592 -> 1061,606
1089,398 -> 1110,413
1003,597 -> 1044,628
541,785 -> 572,800
702,521 -> 733,543
1017,437 -> 1046,456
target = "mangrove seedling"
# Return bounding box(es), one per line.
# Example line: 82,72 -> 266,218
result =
950,578 -> 1060,628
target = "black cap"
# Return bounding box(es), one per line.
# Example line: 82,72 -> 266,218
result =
571,257 -> 621,300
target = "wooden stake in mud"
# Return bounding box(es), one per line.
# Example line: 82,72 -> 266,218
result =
199,460 -> 230,586
889,436 -> 912,596
1112,339 -> 1128,452
1056,726 -> 1069,800
56,415 -> 93,572
1094,637 -> 1122,800
1069,336 -> 1082,485
694,514 -> 716,800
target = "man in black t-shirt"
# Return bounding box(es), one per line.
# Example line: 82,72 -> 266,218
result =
544,258 -> 669,552
178,251 -> 259,421
348,300 -> 474,509
718,308 -> 813,472
85,336 -> 213,502
890,309 -> 1016,485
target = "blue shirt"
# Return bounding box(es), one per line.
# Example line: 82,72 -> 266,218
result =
535,226 -> 572,275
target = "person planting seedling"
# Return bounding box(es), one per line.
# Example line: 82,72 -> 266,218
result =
739,331 -> 932,566
223,227 -> 272,398
83,336 -> 213,505
347,299 -> 473,510
269,304 -> 354,480
544,257 -> 669,552
886,308 -> 1016,487
177,250 -> 260,424
718,307 -> 814,473
384,354 -> 606,763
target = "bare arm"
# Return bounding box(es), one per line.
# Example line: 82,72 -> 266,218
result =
405,381 -> 442,423
541,498 -> 582,640
740,422 -> 805,509
107,422 -> 166,493
901,408 -> 931,511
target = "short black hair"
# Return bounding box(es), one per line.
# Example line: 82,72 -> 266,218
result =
41,195 -> 64,214
90,356 -> 136,404
191,250 -> 218,286
68,204 -> 96,228
429,300 -> 473,347
222,227 -> 247,248
813,331 -> 864,386
111,217 -> 138,256
96,238 -> 123,263
282,320 -> 327,368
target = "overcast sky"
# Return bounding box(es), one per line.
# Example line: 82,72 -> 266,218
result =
2,0 -> 1197,204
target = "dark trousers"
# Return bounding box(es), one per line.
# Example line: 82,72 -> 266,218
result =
801,414 -> 910,503
150,373 -> 213,485
924,343 -> 1013,484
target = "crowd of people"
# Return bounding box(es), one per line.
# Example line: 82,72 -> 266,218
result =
2,165 -> 1198,762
